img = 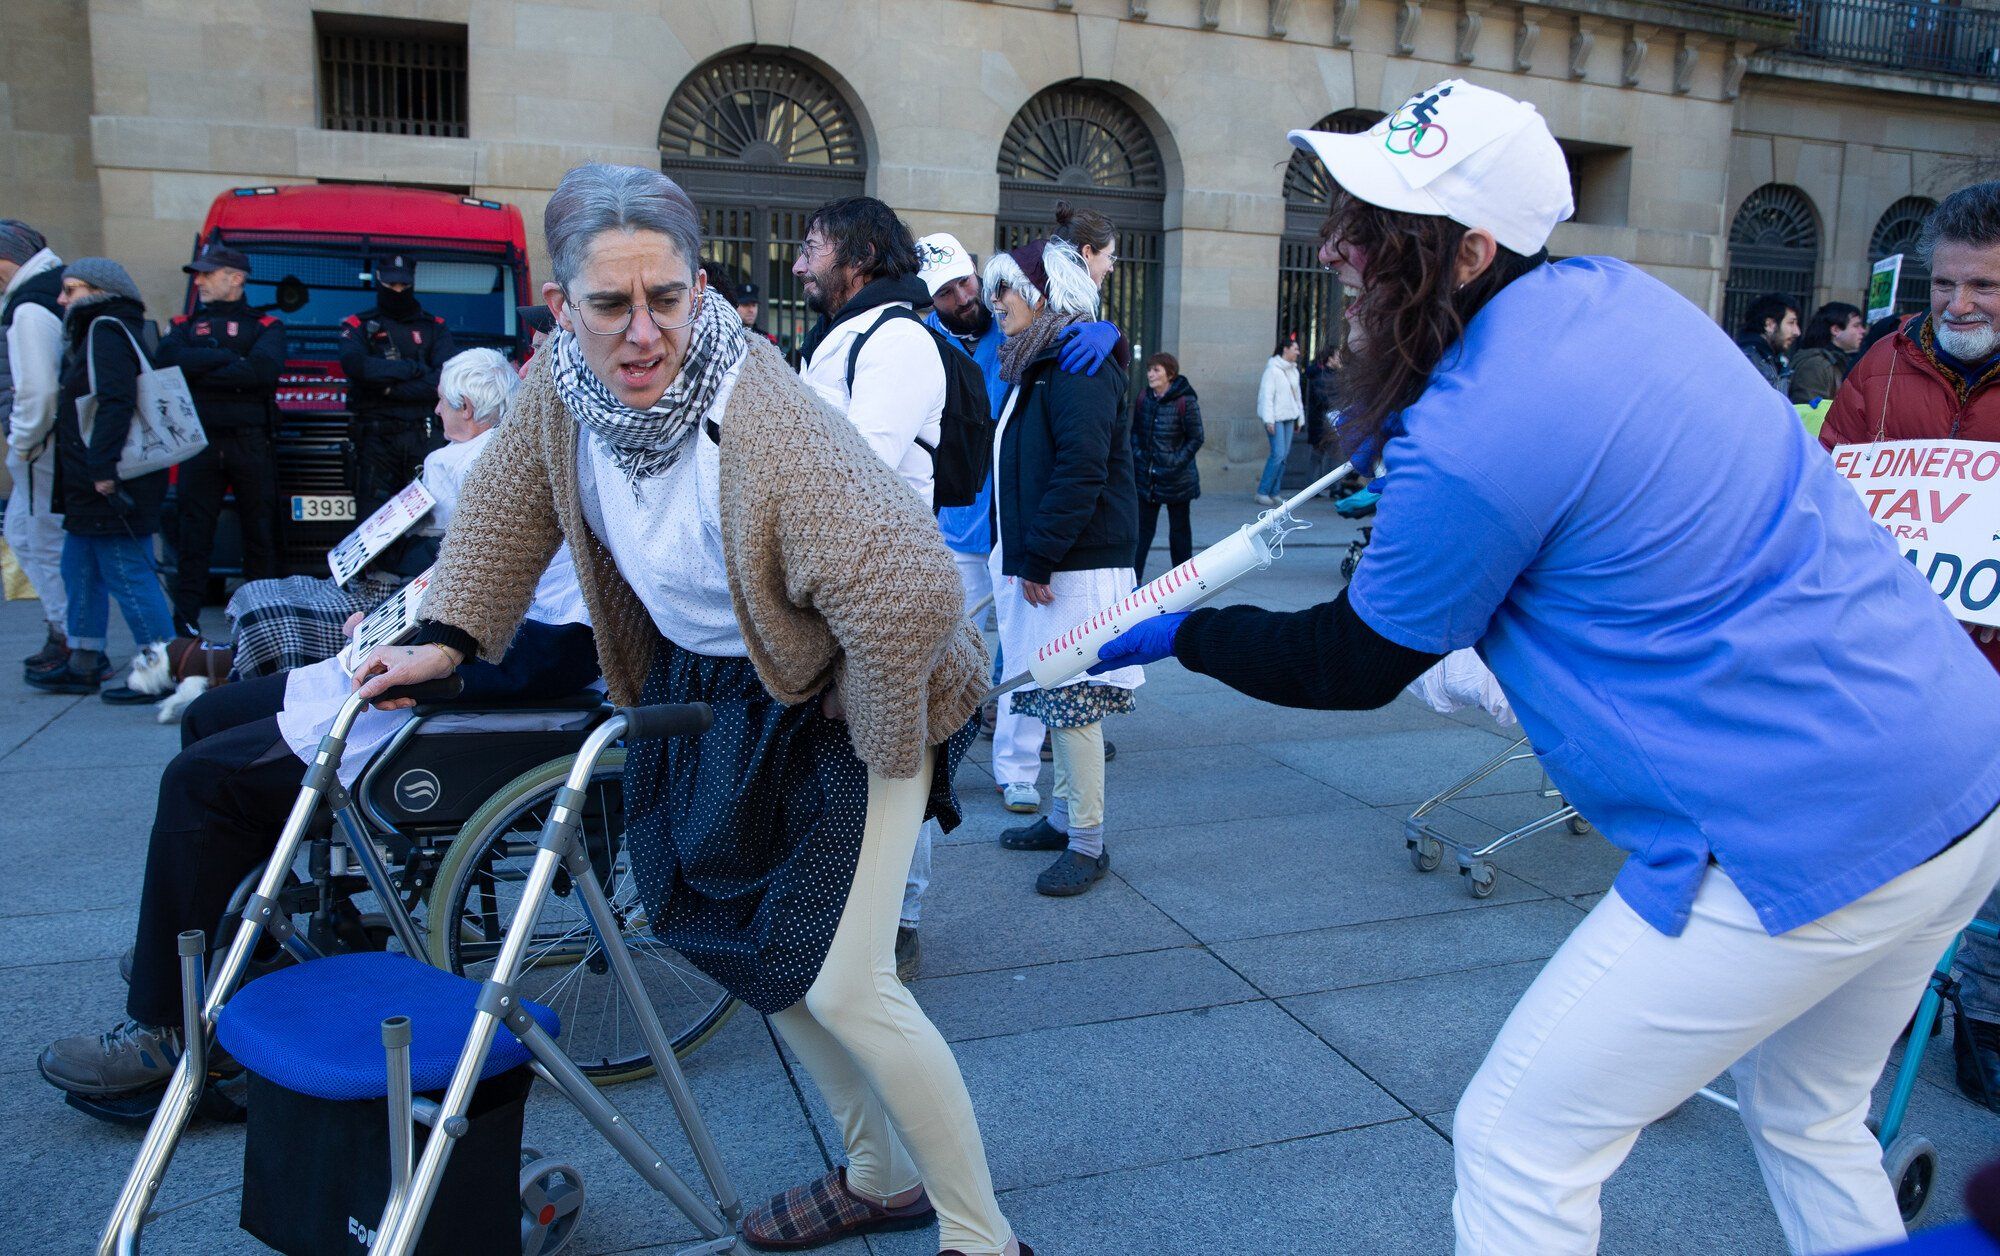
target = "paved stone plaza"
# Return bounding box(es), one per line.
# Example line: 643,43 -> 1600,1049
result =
4,495 -> 1994,1254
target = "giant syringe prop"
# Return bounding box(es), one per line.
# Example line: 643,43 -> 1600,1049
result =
986,461 -> 1353,700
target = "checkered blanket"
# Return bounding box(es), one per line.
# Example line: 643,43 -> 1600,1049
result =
226,572 -> 403,679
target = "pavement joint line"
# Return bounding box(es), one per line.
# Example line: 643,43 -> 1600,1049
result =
1101,860 -> 1438,1133
910,939 -> 1213,984
934,989 -> 1272,1047
0,693 -> 85,767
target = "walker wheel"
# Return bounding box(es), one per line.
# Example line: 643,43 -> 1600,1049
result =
520,1155 -> 585,1256
1882,1133 -> 1939,1226
1465,861 -> 1498,898
1408,837 -> 1443,873
1566,815 -> 1593,836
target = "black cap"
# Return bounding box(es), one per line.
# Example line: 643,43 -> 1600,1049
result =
375,254 -> 415,285
183,244 -> 251,275
517,304 -> 555,335
736,282 -> 761,304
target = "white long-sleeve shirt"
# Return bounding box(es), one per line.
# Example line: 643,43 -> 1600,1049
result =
4,248 -> 66,458
1257,354 -> 1303,426
799,302 -> 945,506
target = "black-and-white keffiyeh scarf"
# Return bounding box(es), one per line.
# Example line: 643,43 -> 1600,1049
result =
550,289 -> 746,483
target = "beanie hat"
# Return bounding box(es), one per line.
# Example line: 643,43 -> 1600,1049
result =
63,257 -> 144,305
0,220 -> 47,265
982,237 -> 1098,318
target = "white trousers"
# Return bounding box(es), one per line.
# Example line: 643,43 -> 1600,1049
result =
5,446 -> 66,628
1453,807 -> 2000,1256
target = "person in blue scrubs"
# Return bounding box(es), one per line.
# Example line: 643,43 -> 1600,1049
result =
1097,80 -> 2000,1255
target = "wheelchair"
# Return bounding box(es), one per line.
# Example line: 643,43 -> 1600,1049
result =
72,684 -> 738,1129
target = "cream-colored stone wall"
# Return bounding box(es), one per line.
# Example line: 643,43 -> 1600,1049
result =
3,0 -> 103,260
29,0 -> 1997,481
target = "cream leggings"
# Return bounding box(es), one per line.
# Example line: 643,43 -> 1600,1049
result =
767,748 -> 1014,1255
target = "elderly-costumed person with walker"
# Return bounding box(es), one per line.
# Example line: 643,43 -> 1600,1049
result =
353,164 -> 1029,1256
1093,80 -> 2000,1254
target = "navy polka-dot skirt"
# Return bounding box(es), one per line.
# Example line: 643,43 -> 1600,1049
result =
620,637 -> 974,1015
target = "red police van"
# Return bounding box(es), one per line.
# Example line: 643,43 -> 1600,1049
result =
182,184 -> 533,573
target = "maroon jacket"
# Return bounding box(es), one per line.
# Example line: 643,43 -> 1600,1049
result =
1821,314 -> 2000,669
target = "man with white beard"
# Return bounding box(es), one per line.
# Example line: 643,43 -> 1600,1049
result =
1819,180 -> 2000,1113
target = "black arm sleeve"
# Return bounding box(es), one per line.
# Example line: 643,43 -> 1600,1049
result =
413,620 -> 482,660
1172,588 -> 1444,711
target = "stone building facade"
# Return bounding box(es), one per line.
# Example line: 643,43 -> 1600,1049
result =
7,0 -> 1998,473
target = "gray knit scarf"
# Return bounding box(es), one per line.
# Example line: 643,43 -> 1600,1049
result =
550,291 -> 746,483
999,305 -> 1084,385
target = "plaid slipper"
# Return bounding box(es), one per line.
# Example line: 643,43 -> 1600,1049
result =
740,1166 -> 936,1251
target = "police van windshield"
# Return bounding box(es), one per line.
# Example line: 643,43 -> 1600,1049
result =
227,247 -> 517,341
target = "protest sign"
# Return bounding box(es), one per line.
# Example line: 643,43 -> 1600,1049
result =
1832,439 -> 2000,627
327,480 -> 436,586
1867,254 -> 1903,324
338,567 -> 434,675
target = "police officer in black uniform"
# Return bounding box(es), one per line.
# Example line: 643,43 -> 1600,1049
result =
338,255 -> 455,520
155,243 -> 286,636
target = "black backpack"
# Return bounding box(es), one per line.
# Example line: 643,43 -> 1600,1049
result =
843,305 -> 993,509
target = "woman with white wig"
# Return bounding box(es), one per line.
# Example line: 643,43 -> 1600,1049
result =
222,346 -> 526,680
352,163 -> 1026,1256
986,237 -> 1143,898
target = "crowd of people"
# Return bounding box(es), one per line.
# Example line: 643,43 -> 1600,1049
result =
4,70 -> 1999,1256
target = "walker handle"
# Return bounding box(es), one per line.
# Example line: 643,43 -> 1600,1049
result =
376,676 -> 465,705
618,702 -> 714,741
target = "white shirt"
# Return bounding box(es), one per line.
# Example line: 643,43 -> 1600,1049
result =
799,303 -> 945,506
418,426 -> 494,535
575,358 -> 746,656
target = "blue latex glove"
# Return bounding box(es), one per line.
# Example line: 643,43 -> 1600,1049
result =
1057,321 -> 1120,376
1089,612 -> 1188,674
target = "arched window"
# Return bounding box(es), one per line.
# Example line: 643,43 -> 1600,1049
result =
1278,109 -> 1380,357
660,52 -> 866,355
996,83 -> 1167,376
1870,196 -> 1936,317
1723,184 -> 1820,333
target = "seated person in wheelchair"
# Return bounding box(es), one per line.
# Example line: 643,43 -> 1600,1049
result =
224,347 -> 522,681
37,466 -> 596,1104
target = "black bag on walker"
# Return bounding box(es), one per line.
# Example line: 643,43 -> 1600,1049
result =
238,1065 -> 532,1255
214,951 -> 562,1256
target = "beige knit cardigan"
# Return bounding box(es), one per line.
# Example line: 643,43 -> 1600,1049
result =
420,338 -> 989,779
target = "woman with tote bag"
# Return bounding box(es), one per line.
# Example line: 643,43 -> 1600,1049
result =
27,258 -> 181,702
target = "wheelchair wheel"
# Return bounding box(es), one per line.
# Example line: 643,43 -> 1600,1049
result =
427,748 -> 739,1084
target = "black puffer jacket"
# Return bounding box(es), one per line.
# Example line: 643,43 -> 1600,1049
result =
1130,375 -> 1203,504
993,343 -> 1135,582
52,295 -> 169,536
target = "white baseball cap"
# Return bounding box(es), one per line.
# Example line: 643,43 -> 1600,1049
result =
916,232 -> 976,297
1288,80 -> 1573,256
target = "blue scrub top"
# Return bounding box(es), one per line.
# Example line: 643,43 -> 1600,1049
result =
927,310 -> 1005,556
1349,258 -> 2000,937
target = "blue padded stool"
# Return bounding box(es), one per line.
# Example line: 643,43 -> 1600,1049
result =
219,952 -> 562,1255
217,951 -> 560,1099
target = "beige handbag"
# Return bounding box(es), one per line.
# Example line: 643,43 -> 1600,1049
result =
77,317 -> 207,478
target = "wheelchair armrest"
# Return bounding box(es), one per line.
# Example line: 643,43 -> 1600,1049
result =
410,690 -> 609,717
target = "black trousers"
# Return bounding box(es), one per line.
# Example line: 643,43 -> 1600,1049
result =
126,672 -> 301,1027
1133,498 -> 1194,582
173,427 -> 280,632
353,416 -> 443,522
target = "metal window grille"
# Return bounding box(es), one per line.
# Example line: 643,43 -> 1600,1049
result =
1278,110 -> 1378,354
1723,184 -> 1820,333
1788,0 -> 2000,79
996,84 -> 1168,388
1870,196 -> 1938,314
318,25 -> 468,138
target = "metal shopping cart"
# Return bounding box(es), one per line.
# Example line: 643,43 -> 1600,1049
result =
1403,735 -> 1593,898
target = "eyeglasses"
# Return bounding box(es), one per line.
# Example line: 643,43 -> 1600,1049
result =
567,288 -> 701,336
796,238 -> 831,264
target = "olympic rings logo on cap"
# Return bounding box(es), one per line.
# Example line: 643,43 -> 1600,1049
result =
1382,84 -> 1454,159
1384,119 -> 1449,158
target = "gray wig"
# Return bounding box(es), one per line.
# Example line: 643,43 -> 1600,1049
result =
980,237 -> 1098,319
439,347 -> 520,426
544,163 -> 705,291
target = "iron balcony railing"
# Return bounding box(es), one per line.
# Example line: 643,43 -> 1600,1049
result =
1742,0 -> 2000,80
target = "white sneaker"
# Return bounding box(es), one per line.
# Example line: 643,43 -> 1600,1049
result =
1001,782 -> 1040,813
1255,494 -> 1280,507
